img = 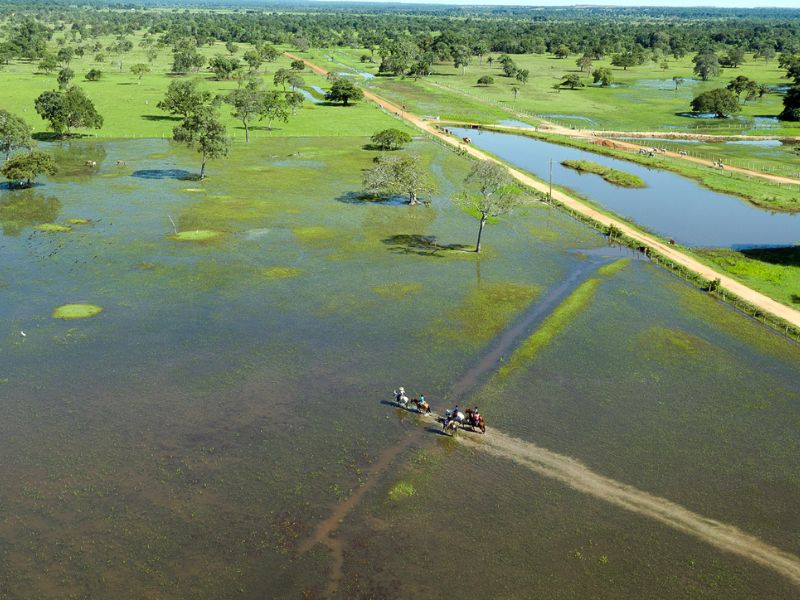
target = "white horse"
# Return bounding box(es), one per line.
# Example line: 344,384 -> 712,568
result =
393,389 -> 409,408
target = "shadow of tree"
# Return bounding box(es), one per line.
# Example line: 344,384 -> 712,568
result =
382,234 -> 469,257
141,114 -> 182,122
132,169 -> 196,180
336,191 -> 409,206
740,245 -> 800,268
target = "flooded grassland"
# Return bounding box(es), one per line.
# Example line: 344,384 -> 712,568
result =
1,135 -> 799,599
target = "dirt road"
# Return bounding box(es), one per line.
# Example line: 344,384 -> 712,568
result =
285,53 -> 800,330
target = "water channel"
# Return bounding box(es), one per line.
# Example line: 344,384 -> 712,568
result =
451,127 -> 800,248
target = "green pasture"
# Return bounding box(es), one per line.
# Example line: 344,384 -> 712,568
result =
317,46 -> 800,136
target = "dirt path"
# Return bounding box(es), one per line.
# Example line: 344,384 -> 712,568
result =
286,53 -> 800,334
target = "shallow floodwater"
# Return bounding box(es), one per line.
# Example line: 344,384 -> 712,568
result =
452,127 -> 800,248
2,137 -> 800,598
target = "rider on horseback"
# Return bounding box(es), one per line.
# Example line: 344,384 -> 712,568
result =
395,387 -> 405,403
471,406 -> 481,426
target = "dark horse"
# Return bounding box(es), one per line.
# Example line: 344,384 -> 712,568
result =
464,408 -> 486,434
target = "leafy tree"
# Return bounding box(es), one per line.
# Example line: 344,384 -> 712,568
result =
477,75 -> 494,85
370,128 -> 412,150
693,52 -> 720,81
38,53 -> 58,74
94,53 -> 106,63
209,55 -> 240,80
260,91 -> 290,130
225,41 -> 238,55
362,153 -> 433,205
690,88 -> 740,118
325,79 -> 364,106
576,54 -> 594,73
146,47 -> 159,63
452,45 -> 470,75
294,36 -> 310,52
786,59 -> 800,84
755,47 -> 775,64
515,69 -> 530,84
290,59 -> 306,71
172,38 -> 206,74
287,73 -> 304,90
57,67 -> 74,89
130,63 -> 150,81
0,110 -> 33,159
454,161 -> 526,253
243,50 -> 262,72
721,47 -> 745,68
157,79 -> 212,118
172,105 -> 229,180
1,151 -> 56,187
285,91 -> 305,115
258,44 -> 280,62
273,68 -> 291,91
779,85 -> 800,121
611,51 -> 640,70
9,18 -> 50,60
85,68 -> 102,81
554,46 -> 570,59
34,86 -> 103,136
726,76 -> 757,101
56,47 -> 73,66
592,67 -> 613,87
560,73 -> 584,89
672,76 -> 685,91
502,60 -> 517,78
225,81 -> 263,143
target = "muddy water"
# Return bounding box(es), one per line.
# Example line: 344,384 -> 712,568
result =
1,137 -> 799,598
451,127 -> 800,248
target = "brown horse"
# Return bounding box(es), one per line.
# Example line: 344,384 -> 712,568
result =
464,409 -> 486,434
409,397 -> 431,414
442,418 -> 459,436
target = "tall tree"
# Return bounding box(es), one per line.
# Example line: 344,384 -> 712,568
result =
370,128 -> 412,150
243,50 -> 262,72
260,92 -> 290,130
693,52 -> 720,80
172,106 -> 229,180
454,161 -> 526,253
157,79 -> 212,118
779,85 -> 800,121
57,67 -> 74,89
690,88 -> 740,118
325,79 -> 364,106
226,80 -> 263,142
209,55 -> 240,80
34,86 -> 103,136
0,110 -> 33,159
592,67 -> 613,87
362,153 -> 433,205
130,63 -> 150,81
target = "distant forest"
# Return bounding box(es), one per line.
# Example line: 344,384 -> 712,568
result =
1,2 -> 799,60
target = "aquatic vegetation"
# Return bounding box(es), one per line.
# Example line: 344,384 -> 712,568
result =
52,304 -> 104,319
66,218 -> 91,225
168,230 -> 223,241
430,282 -> 540,346
262,266 -> 303,279
597,258 -> 631,277
0,193 -> 61,236
293,226 -> 336,241
387,481 -> 416,501
561,160 -> 647,188
371,282 -> 423,298
498,278 -> 601,378
36,223 -> 72,232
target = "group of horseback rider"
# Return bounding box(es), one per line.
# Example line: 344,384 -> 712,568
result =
393,387 -> 484,432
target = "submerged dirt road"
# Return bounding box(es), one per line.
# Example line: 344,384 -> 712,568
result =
285,52 -> 800,331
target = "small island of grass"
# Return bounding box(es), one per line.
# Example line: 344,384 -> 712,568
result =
52,303 -> 104,319
561,160 -> 646,188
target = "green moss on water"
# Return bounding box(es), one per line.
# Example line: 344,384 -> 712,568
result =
371,282 -> 424,298
293,226 -> 336,241
639,326 -> 713,362
387,481 -> 416,502
52,304 -> 104,319
66,218 -> 91,225
499,278 -> 601,378
0,193 -> 61,236
597,259 -> 631,277
430,282 -> 541,347
168,230 -> 223,242
36,223 -> 72,233
262,267 -> 303,279
528,224 -> 561,241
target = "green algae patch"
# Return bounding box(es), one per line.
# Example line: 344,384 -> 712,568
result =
168,230 -> 223,242
528,224 -> 561,241
262,266 -> 303,279
387,481 -> 416,502
36,223 -> 72,233
561,160 -> 646,188
640,326 -> 712,358
499,278 -> 601,379
371,282 -> 424,298
293,226 -> 336,241
597,258 -> 631,277
52,303 -> 104,320
431,282 -> 540,347
66,218 -> 91,225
